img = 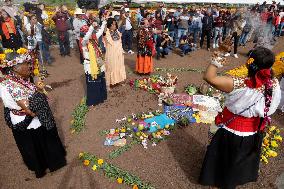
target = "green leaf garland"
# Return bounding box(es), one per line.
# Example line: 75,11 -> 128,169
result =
79,152 -> 155,189
70,97 -> 89,133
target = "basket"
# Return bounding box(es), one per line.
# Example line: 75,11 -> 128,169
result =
161,86 -> 175,94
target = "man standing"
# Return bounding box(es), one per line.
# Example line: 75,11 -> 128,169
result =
200,10 -> 213,51
122,9 -> 134,54
175,7 -> 190,48
52,5 -> 71,57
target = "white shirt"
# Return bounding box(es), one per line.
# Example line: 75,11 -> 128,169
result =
0,85 -> 41,129
125,17 -> 132,31
26,22 -> 43,42
73,18 -> 85,40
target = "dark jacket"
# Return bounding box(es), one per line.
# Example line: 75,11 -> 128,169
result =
202,15 -> 214,31
52,11 -> 69,32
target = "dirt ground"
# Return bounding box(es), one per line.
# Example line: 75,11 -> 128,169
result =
0,38 -> 284,189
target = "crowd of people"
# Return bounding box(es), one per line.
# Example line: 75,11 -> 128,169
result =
0,0 -> 284,187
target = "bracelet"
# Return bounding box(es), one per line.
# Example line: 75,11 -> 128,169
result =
211,56 -> 224,68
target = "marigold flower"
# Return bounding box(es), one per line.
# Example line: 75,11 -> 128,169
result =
117,178 -> 123,184
133,184 -> 139,189
97,159 -> 104,165
79,152 -> 84,158
0,54 -> 6,60
4,49 -> 13,54
83,159 -> 90,166
92,165 -> 97,171
274,135 -> 282,142
247,58 -> 254,65
263,138 -> 269,146
271,140 -> 278,148
261,155 -> 268,164
269,126 -> 276,132
16,48 -> 27,54
267,150 -> 277,157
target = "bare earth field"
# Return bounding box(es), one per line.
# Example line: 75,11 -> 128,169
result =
0,38 -> 283,189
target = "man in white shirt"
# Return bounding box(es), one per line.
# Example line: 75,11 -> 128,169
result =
122,10 -> 134,54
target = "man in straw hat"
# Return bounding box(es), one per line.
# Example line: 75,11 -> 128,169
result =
73,7 -> 86,64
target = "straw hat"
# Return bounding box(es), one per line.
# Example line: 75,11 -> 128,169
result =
168,9 -> 176,13
111,11 -> 120,18
74,8 -> 84,15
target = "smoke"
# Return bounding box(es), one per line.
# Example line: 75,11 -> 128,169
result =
243,8 -> 276,50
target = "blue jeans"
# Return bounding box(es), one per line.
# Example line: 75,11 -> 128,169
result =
157,46 -> 170,57
38,41 -> 52,65
179,44 -> 191,55
213,27 -> 223,45
58,31 -> 70,56
278,23 -> 284,36
122,30 -> 133,51
239,32 -> 249,45
175,29 -> 187,47
191,27 -> 201,44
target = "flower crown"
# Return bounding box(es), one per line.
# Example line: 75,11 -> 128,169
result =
0,48 -> 32,68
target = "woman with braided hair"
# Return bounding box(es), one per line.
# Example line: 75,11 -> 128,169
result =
199,47 -> 281,189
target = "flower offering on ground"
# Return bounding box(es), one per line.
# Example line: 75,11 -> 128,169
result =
261,125 -> 283,164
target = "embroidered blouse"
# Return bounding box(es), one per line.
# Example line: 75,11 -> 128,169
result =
216,77 -> 281,136
225,77 -> 281,118
137,27 -> 154,56
0,75 -> 41,129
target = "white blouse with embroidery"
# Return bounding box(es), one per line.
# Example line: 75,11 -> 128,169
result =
81,21 -> 107,75
0,85 -> 41,130
224,77 -> 281,118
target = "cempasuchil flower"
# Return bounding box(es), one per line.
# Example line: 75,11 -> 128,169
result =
247,58 -> 254,65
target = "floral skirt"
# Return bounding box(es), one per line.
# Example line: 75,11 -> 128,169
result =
199,128 -> 263,188
135,55 -> 153,74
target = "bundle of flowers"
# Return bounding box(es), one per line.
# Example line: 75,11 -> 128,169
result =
226,52 -> 284,78
100,110 -> 179,158
70,97 -> 89,133
79,152 -> 154,189
129,74 -> 178,95
261,125 -> 283,164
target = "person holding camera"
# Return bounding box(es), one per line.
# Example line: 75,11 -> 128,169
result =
25,15 -> 52,66
156,32 -> 172,60
52,5 -> 71,57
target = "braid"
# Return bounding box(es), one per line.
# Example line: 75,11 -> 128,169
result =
263,70 -> 273,125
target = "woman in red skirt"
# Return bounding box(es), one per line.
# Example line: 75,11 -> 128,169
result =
199,47 -> 281,189
136,18 -> 155,74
